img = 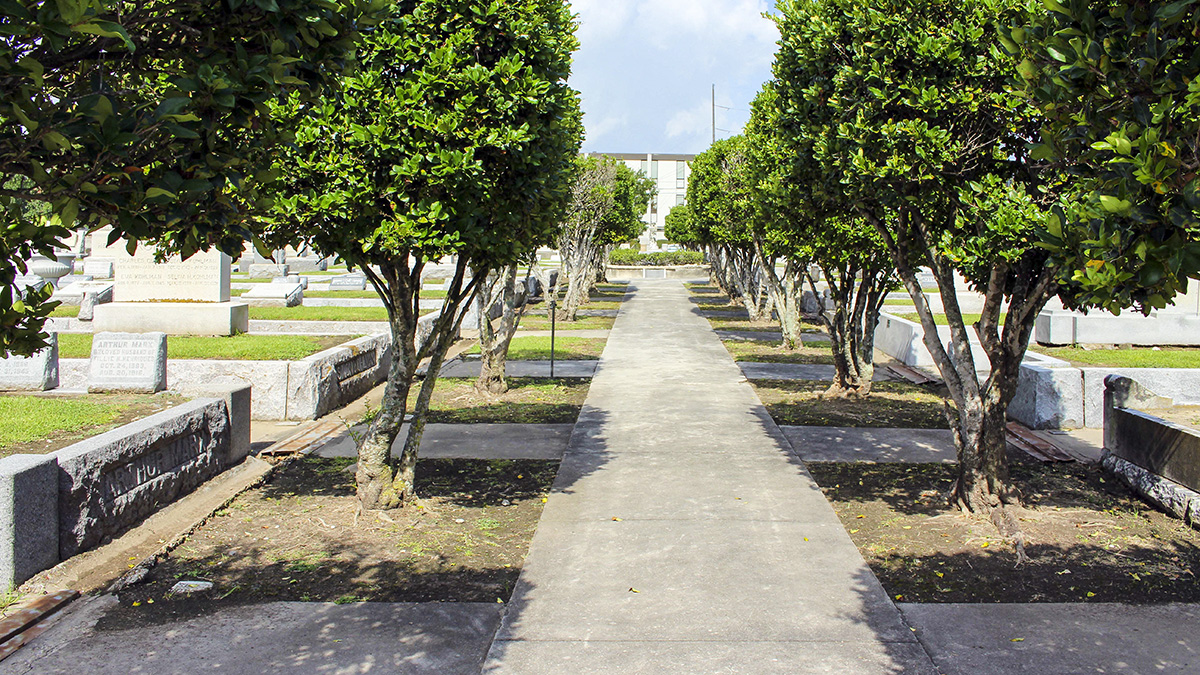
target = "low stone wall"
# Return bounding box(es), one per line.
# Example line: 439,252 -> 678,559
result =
57,333 -> 393,420
605,264 -> 709,280
1102,376 -> 1200,528
1011,364 -> 1200,429
0,387 -> 250,588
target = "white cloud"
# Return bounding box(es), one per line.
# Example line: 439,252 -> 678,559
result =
569,0 -> 778,154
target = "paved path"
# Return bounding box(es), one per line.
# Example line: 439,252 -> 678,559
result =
483,279 -> 935,673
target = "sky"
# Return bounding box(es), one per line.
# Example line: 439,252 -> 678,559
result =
569,0 -> 780,155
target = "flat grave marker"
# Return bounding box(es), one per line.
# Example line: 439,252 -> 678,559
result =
88,332 -> 167,393
0,334 -> 59,391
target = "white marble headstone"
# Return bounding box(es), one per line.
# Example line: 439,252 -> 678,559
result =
87,332 -> 167,393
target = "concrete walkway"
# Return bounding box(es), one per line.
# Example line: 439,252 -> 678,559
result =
483,279 -> 935,673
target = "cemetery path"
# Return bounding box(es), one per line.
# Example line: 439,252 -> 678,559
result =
483,279 -> 936,673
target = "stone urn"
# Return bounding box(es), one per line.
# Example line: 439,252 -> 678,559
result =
28,253 -> 74,288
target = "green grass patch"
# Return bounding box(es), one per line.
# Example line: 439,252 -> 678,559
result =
249,306 -> 393,322
883,298 -> 914,306
751,379 -> 951,428
1031,345 -> 1200,368
0,396 -> 125,452
50,304 -> 80,317
894,312 -> 1004,326
303,290 -> 381,299
518,315 -> 614,331
419,377 -> 590,423
57,334 -> 352,360
465,336 -> 605,361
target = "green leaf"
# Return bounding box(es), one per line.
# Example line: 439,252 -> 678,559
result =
145,187 -> 178,200
1098,195 -> 1131,213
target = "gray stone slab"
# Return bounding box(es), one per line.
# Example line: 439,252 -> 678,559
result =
0,454 -> 58,589
1,595 -> 502,675
0,333 -> 58,391
87,331 -> 166,393
484,640 -> 936,675
329,274 -> 367,291
782,426 -> 957,463
315,423 -> 573,460
439,359 -> 598,378
738,361 -> 895,381
900,602 -> 1200,675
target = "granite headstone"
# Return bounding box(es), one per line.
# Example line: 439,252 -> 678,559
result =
88,332 -> 167,393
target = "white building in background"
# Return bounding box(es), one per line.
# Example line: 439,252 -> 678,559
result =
588,152 -> 696,251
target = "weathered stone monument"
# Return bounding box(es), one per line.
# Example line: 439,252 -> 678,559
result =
1036,283 -> 1200,346
330,274 -> 367,291
92,241 -> 249,336
0,334 -> 59,391
87,331 -> 168,393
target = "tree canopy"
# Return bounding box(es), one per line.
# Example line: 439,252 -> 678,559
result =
0,0 -> 371,356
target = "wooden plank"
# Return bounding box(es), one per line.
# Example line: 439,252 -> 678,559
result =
1006,421 -> 1074,462
887,363 -> 941,386
260,421 -> 345,458
0,590 -> 78,663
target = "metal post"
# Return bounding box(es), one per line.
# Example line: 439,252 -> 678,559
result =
548,297 -> 556,378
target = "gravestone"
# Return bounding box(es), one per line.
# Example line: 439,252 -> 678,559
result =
241,283 -> 303,307
110,247 -> 230,303
92,242 -> 248,336
88,332 -> 168,393
53,279 -> 114,307
0,334 -> 59,391
82,258 -> 114,278
248,263 -> 288,278
330,275 -> 367,291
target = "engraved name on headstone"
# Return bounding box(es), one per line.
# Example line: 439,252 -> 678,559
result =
0,334 -> 58,391
111,247 -> 230,303
88,332 -> 167,393
329,275 -> 367,291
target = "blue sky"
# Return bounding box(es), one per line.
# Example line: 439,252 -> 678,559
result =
569,0 -> 780,155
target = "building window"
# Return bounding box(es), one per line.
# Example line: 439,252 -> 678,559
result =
650,161 -> 659,180
676,194 -> 686,206
640,160 -> 648,176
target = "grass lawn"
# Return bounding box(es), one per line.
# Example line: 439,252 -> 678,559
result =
50,304 -> 80,317
249,306 -> 394,322
723,338 -> 834,365
809,460 -> 1200,603
57,334 -> 352,360
0,394 -> 183,457
518,315 -> 614,331
751,379 -> 951,428
707,316 -> 827,333
541,299 -> 622,311
465,336 -> 605,361
893,312 -> 1005,326
418,377 -> 590,424
883,298 -> 914,306
1031,345 -> 1200,368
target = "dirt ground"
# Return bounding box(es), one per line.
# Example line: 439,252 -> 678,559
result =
102,456 -> 558,629
752,379 -> 951,428
1139,405 -> 1200,430
723,338 -> 835,365
808,457 -> 1200,603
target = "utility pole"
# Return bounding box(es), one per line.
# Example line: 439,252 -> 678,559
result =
711,84 -> 716,145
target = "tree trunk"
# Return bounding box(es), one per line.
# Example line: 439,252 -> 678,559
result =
752,238 -> 806,349
356,255 -> 479,509
476,262 -> 522,394
807,263 -> 890,397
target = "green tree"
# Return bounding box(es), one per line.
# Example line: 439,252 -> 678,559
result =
748,83 -> 896,390
556,155 -> 652,321
686,136 -> 772,321
1007,0 -> 1200,311
267,0 -> 581,508
0,0 -> 369,356
774,0 -> 1056,546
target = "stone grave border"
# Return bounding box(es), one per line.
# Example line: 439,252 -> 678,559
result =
873,311 -> 1200,430
56,333 -> 393,420
0,386 -> 251,589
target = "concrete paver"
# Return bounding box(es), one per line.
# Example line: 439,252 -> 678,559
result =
315,423 -> 573,460
484,279 -> 935,673
900,602 -> 1200,675
0,596 -> 501,675
738,361 -> 895,381
440,359 -> 598,378
781,426 -> 957,463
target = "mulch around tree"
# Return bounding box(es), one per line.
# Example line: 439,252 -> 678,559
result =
808,457 -> 1200,603
418,377 -> 590,424
723,338 -> 835,365
752,379 -> 951,428
101,456 -> 558,629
